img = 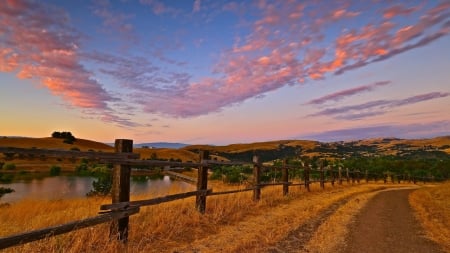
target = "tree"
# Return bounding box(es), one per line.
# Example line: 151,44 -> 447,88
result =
51,131 -> 76,144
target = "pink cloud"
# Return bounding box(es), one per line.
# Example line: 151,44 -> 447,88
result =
193,0 -> 201,13
0,0 -> 135,126
305,81 -> 391,105
308,92 -> 450,120
92,0 -> 138,43
383,4 -> 421,19
139,0 -> 181,16
113,1 -> 449,118
4,0 -> 449,121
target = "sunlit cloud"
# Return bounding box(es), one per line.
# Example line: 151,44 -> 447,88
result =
0,0 -> 136,127
299,121 -> 450,142
308,92 -> 450,120
305,81 -> 391,105
91,0 -> 138,44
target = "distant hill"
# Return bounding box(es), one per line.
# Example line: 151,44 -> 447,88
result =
1,136 -> 449,164
134,142 -> 189,149
0,137 -> 114,152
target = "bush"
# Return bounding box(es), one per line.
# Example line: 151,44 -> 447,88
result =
2,163 -> 16,170
87,167 -> 112,196
49,165 -> 61,176
0,187 -> 14,198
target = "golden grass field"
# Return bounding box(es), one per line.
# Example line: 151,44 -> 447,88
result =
410,182 -> 450,252
1,181 -> 446,253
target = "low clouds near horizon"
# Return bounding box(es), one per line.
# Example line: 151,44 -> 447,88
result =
299,121 -> 450,142
1,0 -> 450,125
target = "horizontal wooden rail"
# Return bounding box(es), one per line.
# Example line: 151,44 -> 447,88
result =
204,160 -> 250,166
207,188 -> 255,196
100,189 -> 211,211
259,182 -> 292,187
102,158 -> 203,167
0,206 -> 139,250
163,171 -> 197,183
0,147 -> 139,160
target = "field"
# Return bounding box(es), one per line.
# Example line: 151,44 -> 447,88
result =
1,136 -> 450,252
1,181 -> 448,252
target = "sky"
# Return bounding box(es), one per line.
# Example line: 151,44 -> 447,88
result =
1,0 -> 449,145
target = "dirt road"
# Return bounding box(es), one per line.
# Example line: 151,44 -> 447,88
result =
341,189 -> 443,253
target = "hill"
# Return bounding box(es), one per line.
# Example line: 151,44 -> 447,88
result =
1,136 -> 449,164
134,142 -> 189,149
0,137 -> 113,152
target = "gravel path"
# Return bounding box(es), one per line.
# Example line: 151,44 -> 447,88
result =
341,189 -> 444,253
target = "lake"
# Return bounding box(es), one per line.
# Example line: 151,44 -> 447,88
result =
0,174 -> 194,203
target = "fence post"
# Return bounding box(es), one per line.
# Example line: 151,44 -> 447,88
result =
365,170 -> 369,183
356,170 -> 360,184
304,165 -> 310,192
384,173 -> 387,184
320,165 -> 325,189
253,155 -> 261,201
330,166 -> 335,186
346,167 -> 350,183
282,159 -> 289,196
196,151 -> 209,214
338,167 -> 342,185
110,139 -> 133,242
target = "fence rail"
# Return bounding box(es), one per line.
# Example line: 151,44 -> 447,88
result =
0,138 -> 436,250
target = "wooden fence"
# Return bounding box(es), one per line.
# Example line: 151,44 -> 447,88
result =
0,139 -> 433,249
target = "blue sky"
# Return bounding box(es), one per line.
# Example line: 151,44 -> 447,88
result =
1,0 -> 449,144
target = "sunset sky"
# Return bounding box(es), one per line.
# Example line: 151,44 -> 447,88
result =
1,0 -> 449,145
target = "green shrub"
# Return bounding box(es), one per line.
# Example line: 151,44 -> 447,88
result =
0,187 -> 14,198
2,163 -> 16,170
49,165 -> 61,176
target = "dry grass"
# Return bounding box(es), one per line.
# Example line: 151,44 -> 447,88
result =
135,148 -> 199,162
0,182 -> 405,253
409,182 -> 450,252
0,137 -> 113,152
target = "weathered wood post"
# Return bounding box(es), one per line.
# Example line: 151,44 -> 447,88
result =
330,166 -> 335,186
282,159 -> 289,196
356,170 -> 360,184
196,151 -> 209,214
320,165 -> 325,189
346,167 -> 350,183
304,165 -> 311,192
338,167 -> 342,185
365,170 -> 369,183
111,139 -> 133,242
384,173 -> 387,184
253,155 -> 261,201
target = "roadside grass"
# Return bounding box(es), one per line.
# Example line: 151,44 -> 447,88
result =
409,182 -> 450,252
0,182 -> 419,253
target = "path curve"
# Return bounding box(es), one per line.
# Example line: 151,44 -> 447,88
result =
341,189 -> 443,253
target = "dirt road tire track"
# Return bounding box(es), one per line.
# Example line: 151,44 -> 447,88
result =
341,189 -> 444,253
267,187 -> 386,253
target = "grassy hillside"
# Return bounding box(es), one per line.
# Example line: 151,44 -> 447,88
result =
1,136 -> 449,167
0,137 -> 114,152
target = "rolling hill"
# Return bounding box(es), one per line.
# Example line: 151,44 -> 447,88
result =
1,136 -> 449,166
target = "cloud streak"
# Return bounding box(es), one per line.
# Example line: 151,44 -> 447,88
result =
305,81 -> 391,105
299,121 -> 450,142
308,92 -> 450,120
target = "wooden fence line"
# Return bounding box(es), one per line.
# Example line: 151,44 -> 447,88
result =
0,138 -> 437,250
